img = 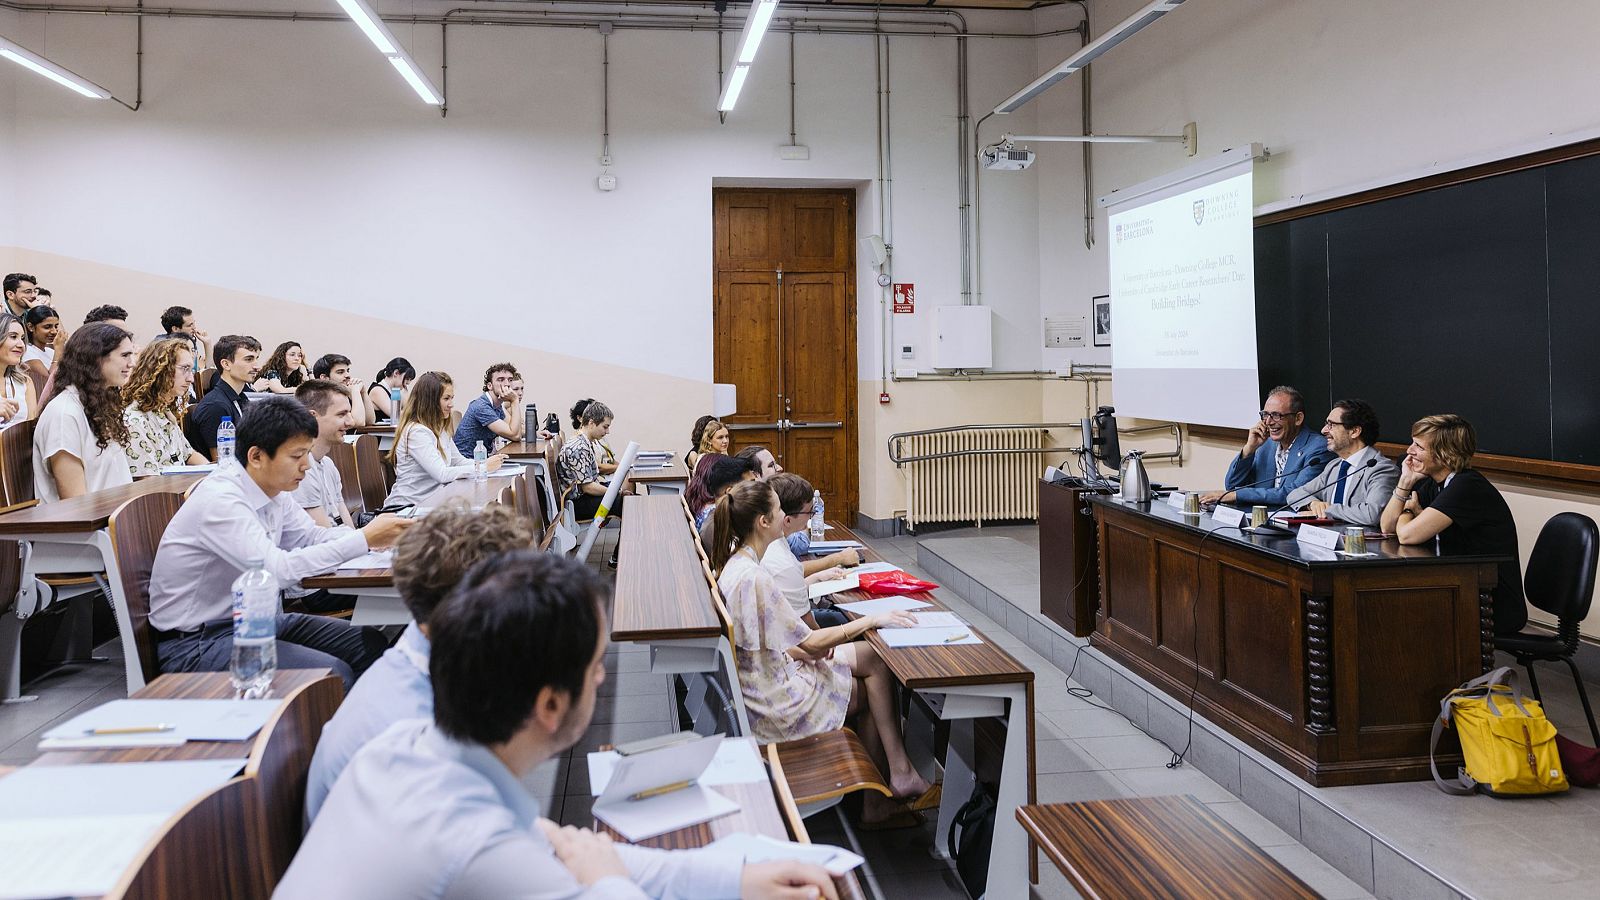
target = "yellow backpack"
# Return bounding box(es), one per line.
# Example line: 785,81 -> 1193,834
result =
1430,667 -> 1568,796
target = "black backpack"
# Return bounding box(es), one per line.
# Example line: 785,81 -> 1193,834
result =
945,782 -> 997,898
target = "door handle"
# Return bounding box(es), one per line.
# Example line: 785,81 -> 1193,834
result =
787,421 -> 844,429
726,422 -> 780,431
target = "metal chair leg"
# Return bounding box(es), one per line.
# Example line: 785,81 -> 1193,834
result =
1523,657 -> 1543,702
1560,655 -> 1600,747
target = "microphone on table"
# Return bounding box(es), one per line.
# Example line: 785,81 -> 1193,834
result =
1253,458 -> 1380,533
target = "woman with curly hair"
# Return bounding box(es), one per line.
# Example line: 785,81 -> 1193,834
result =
32,322 -> 137,502
122,336 -> 209,476
385,372 -> 506,507
254,340 -> 310,394
0,312 -> 40,430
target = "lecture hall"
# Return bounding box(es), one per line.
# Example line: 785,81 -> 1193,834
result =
2,0 -> 1599,897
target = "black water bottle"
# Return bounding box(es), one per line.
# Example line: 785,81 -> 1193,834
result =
524,405 -> 538,443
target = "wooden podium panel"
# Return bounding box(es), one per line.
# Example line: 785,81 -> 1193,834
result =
1086,496 -> 1498,786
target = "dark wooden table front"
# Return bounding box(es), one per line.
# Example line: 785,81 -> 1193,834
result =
611,495 -> 722,643
500,440 -> 548,460
0,474 -> 206,534
1018,795 -> 1319,900
1086,495 -> 1501,786
31,669 -> 331,766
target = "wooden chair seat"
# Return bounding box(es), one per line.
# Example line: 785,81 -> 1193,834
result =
106,491 -> 187,687
38,573 -> 102,587
0,419 -> 36,507
771,729 -> 892,807
326,440 -> 365,519
352,434 -> 388,513
109,777 -> 270,900
246,673 -> 344,885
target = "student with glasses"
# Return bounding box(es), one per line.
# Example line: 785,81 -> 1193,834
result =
1282,399 -> 1399,529
1200,385 -> 1332,508
122,336 -> 210,476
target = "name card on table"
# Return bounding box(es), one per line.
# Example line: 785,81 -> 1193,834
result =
1165,492 -> 1188,510
1297,524 -> 1342,551
1211,506 -> 1246,528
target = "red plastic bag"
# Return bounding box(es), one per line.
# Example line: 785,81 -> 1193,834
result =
858,571 -> 939,595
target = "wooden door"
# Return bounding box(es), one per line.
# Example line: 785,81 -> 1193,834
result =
713,189 -> 859,519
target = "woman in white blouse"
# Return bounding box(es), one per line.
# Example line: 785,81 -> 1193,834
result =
33,323 -> 137,502
21,304 -> 64,383
122,336 -> 209,476
385,371 -> 506,507
0,313 -> 40,430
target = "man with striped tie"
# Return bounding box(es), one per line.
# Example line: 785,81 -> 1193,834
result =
1285,399 -> 1400,529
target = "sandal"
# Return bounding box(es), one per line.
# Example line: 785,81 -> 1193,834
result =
904,783 -> 943,812
857,809 -> 923,831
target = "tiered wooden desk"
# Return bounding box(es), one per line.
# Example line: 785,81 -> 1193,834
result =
1018,795 -> 1318,899
828,524 -> 1039,899
0,474 -> 207,694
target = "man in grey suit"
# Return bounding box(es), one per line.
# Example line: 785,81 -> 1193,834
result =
1285,399 -> 1399,529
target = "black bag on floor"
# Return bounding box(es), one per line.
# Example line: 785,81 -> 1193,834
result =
945,782 -> 996,899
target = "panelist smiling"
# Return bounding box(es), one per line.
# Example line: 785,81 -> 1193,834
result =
1200,385 -> 1331,508
1283,399 -> 1399,529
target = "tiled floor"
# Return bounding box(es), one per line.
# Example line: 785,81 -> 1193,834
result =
0,523 -> 1381,900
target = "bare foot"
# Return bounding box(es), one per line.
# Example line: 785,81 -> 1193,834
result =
889,769 -> 932,801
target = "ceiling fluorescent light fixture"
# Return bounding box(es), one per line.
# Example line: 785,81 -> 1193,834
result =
333,0 -> 443,105
994,0 -> 1186,114
719,0 -> 779,113
0,36 -> 113,100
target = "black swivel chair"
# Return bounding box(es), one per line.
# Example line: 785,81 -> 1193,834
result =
1495,512 -> 1600,745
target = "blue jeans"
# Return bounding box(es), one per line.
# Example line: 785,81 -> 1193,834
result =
154,613 -> 387,690
813,606 -> 849,628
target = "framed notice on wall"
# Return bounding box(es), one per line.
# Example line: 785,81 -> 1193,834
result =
893,283 -> 915,314
1092,295 -> 1111,347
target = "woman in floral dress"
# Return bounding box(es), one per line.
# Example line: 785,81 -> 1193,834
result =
711,480 -> 934,823
122,336 -> 208,476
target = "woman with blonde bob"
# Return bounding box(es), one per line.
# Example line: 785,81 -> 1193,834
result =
385,372 -> 506,508
711,479 -> 934,826
122,336 -> 209,476
1381,414 -> 1525,634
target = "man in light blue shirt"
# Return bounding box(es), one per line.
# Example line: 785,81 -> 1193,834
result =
276,551 -> 837,900
303,504 -> 538,826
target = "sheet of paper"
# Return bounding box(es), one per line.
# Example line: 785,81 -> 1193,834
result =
852,561 -> 902,575
807,540 -> 865,554
835,596 -> 934,616
637,451 -> 673,459
593,783 -> 739,842
487,463 -> 525,478
337,549 -> 394,571
878,625 -> 982,647
159,463 -> 218,475
710,833 -> 864,876
588,736 -> 766,796
630,462 -> 672,471
808,575 -> 859,601
0,758 -> 247,900
41,699 -> 278,747
886,611 -> 965,629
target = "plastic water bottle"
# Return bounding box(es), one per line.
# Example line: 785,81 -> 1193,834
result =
473,440 -> 488,483
216,416 -> 236,462
230,559 -> 279,699
809,490 -> 826,542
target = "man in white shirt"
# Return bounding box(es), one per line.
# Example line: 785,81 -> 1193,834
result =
761,473 -> 847,628
292,380 -> 356,529
148,396 -> 413,688
277,550 -> 837,900
303,504 -> 536,827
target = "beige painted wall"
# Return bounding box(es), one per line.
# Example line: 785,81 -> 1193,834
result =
11,248 -> 709,455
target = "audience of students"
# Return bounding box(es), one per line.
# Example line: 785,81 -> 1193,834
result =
278,549 -> 836,899
184,334 -> 261,459
121,336 -> 209,476
3,272 -> 38,317
302,504 -> 537,826
452,362 -> 524,456
21,304 -> 64,382
32,323 -> 137,502
710,480 -> 931,825
368,357 -> 416,423
0,313 -> 39,430
83,304 -> 130,330
147,397 -> 412,688
256,340 -> 310,394
311,353 -> 369,426
387,371 -> 505,508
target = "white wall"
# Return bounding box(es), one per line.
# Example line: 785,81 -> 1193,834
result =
0,6 -> 18,254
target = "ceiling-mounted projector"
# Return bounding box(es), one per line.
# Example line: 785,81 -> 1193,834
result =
980,142 -> 1035,171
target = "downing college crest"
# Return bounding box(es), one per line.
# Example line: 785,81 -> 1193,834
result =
1193,199 -> 1206,225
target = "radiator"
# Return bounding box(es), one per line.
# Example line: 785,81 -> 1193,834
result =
901,428 -> 1047,530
